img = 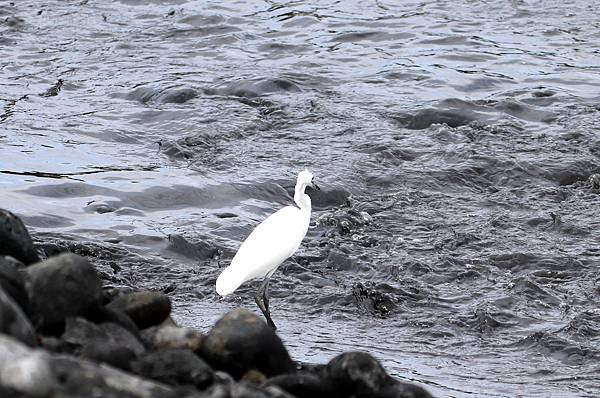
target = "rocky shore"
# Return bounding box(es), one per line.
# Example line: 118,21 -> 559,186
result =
1,208 -> 432,398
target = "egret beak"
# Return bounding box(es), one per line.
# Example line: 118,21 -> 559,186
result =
311,181 -> 320,191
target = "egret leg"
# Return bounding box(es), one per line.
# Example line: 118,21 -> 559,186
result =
255,276 -> 277,330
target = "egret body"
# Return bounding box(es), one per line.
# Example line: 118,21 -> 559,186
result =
216,170 -> 319,329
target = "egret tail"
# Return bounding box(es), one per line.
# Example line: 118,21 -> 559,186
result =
215,265 -> 246,296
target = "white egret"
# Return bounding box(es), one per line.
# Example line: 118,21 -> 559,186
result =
216,170 -> 319,329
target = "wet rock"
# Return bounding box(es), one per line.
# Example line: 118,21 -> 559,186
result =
127,86 -> 198,104
201,309 -> 295,379
25,253 -> 103,332
379,379 -> 435,398
155,88 -> 198,104
62,317 -> 145,356
0,335 -> 56,397
0,209 -> 40,265
106,291 -> 172,330
325,352 -> 388,396
391,108 -> 475,130
141,324 -> 205,352
206,77 -> 301,98
131,348 -> 214,390
316,208 -> 372,235
51,354 -> 188,398
0,287 -> 37,346
0,257 -> 30,314
305,187 -> 350,210
325,352 -> 432,398
267,372 -> 331,398
352,282 -> 396,318
327,250 -> 358,271
167,234 -> 219,260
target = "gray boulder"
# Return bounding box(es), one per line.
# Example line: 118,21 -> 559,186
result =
141,324 -> 204,353
0,209 -> 39,265
0,288 -> 36,346
0,257 -> 30,314
107,291 -> 171,330
25,253 -> 102,332
0,334 -> 56,397
131,348 -> 214,390
51,354 -> 201,398
62,316 -> 145,357
267,372 -> 331,398
325,352 -> 433,398
80,340 -> 137,371
201,309 -> 295,379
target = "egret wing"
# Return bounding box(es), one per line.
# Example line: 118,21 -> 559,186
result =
216,206 -> 309,296
233,206 -> 306,278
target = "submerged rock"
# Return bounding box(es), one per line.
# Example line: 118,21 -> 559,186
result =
201,309 -> 295,379
25,253 -> 103,333
0,209 -> 39,265
0,335 -> 56,397
107,291 -> 171,330
0,287 -> 37,346
131,348 -> 214,390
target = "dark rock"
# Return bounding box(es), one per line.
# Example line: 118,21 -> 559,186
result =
325,352 -> 433,398
0,287 -> 37,346
25,253 -> 103,333
352,282 -> 396,318
62,317 -> 145,356
0,209 -> 40,265
141,324 -> 204,352
305,187 -> 350,210
0,335 -> 56,397
106,291 -> 171,330
206,382 -> 296,398
267,372 -> 331,398
84,304 -> 140,337
0,257 -> 30,314
51,354 -> 193,398
379,381 -> 434,398
39,336 -> 75,354
166,234 -> 219,260
242,369 -> 267,384
80,340 -> 137,371
131,348 -> 214,390
201,309 -> 295,379
325,352 -> 388,396
0,385 -> 32,398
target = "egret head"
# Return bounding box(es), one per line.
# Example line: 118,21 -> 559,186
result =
297,169 -> 320,190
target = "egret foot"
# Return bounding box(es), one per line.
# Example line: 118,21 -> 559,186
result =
255,276 -> 277,330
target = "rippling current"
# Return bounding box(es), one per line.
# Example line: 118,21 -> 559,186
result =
2,1 -> 600,396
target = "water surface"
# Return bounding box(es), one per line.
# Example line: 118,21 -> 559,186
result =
2,1 -> 600,396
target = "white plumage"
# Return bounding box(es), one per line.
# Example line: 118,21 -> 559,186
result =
215,170 -> 318,329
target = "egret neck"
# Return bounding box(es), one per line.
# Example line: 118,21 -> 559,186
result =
294,180 -> 312,212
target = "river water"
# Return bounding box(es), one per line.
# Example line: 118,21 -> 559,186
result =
2,1 -> 600,396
